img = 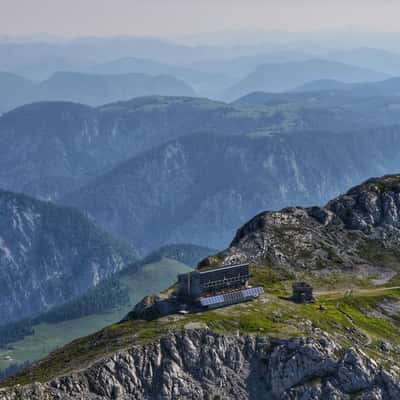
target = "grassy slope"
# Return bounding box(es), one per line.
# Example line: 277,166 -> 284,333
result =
4,266 -> 400,387
0,258 -> 191,371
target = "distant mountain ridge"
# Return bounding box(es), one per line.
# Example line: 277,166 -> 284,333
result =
232,79 -> 400,120
326,47 -> 400,76
292,79 -> 353,92
0,72 -> 34,114
87,57 -> 232,99
293,77 -> 400,95
0,70 -> 196,115
224,58 -> 389,100
0,95 -> 314,200
5,92 -> 400,201
33,71 -> 196,105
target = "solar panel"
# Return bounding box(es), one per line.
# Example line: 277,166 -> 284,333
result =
242,287 -> 264,298
200,287 -> 263,308
200,295 -> 224,307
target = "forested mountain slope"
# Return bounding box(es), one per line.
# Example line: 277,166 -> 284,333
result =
0,190 -> 137,326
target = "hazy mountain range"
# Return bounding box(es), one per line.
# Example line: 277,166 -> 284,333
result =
0,71 -> 196,113
0,72 -> 34,114
0,58 -> 393,109
223,58 -> 389,100
86,57 -> 232,99
2,38 -> 400,103
0,96 -> 297,200
292,76 -> 400,95
2,89 -> 400,255
3,83 -> 400,200
325,47 -> 400,76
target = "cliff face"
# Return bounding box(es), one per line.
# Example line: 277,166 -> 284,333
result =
64,128 -> 400,254
1,329 -> 399,400
0,190 -> 137,325
201,175 -> 400,278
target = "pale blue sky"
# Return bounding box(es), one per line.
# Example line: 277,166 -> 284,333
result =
1,0 -> 399,38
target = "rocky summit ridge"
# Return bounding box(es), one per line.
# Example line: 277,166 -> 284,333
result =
201,174 -> 400,282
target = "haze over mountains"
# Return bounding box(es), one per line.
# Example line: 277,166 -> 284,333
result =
325,47 -> 400,76
0,96 -> 266,199
223,59 -> 389,100
0,71 -> 196,114
2,38 -> 400,106
3,32 -> 400,389
0,72 -> 34,114
2,84 -> 400,254
1,57 -> 392,111
86,57 -> 231,99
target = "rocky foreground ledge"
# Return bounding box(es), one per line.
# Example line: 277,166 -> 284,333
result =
1,329 -> 399,400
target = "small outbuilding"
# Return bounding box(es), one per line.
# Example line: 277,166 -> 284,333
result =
291,282 -> 314,303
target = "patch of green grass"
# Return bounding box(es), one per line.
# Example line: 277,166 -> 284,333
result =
249,266 -> 288,292
340,294 -> 400,342
5,273 -> 400,388
238,313 -> 276,332
301,301 -> 351,332
310,273 -> 375,291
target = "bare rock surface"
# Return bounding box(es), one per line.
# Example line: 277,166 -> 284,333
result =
1,329 -> 399,400
200,174 -> 400,279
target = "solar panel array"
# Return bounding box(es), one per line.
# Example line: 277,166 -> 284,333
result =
242,287 -> 264,298
200,287 -> 264,308
200,295 -> 224,307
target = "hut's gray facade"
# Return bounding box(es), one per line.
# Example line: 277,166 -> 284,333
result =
178,263 -> 250,299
